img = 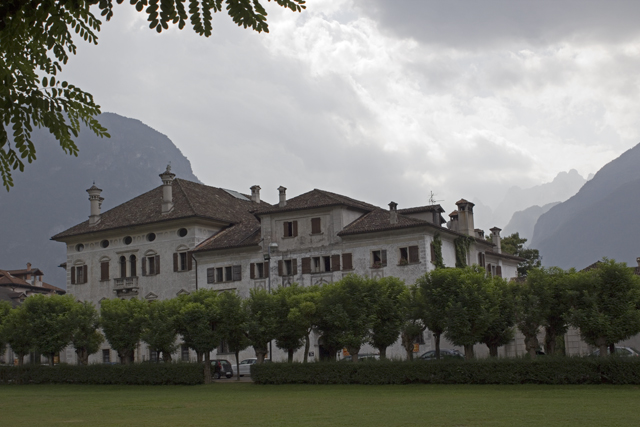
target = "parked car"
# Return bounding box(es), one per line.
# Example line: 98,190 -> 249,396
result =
589,346 -> 640,357
419,349 -> 464,360
232,358 -> 271,377
211,359 -> 233,379
340,353 -> 380,362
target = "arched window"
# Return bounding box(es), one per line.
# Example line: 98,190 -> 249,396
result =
129,254 -> 137,277
120,256 -> 127,278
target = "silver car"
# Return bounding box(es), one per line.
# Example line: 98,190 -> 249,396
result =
233,358 -> 270,376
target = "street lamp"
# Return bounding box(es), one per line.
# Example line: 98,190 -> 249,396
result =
263,242 -> 278,360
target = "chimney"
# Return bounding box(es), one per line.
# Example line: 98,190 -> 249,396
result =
87,183 -> 103,225
447,211 -> 459,232
250,185 -> 261,204
26,262 -> 32,281
278,186 -> 287,208
490,227 -> 502,253
389,202 -> 398,224
159,165 -> 176,214
636,257 -> 640,267
475,229 -> 485,239
455,199 -> 475,236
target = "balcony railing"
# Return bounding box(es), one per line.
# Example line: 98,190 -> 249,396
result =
114,276 -> 139,289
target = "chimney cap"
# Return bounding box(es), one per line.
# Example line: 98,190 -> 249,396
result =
278,186 -> 287,192
251,185 -> 261,191
388,201 -> 398,210
490,227 -> 502,233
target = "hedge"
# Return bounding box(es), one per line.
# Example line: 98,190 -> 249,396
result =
0,363 -> 204,385
252,357 -> 640,385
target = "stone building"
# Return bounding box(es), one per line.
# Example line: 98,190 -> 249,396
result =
52,167 -> 523,364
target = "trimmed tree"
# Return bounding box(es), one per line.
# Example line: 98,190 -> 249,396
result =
480,277 -> 516,357
515,272 -> 546,357
245,288 -> 278,363
273,284 -> 313,363
369,277 -> 406,359
1,305 -> 31,365
100,298 -> 147,364
141,299 -> 180,362
0,300 -> 12,355
216,291 -> 250,380
69,301 -> 103,365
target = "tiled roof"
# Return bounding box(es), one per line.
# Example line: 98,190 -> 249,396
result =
0,270 -> 65,294
338,208 -> 429,236
195,223 -> 262,252
0,270 -> 28,286
52,179 -> 271,240
398,204 -> 445,214
6,268 -> 44,277
255,189 -> 376,215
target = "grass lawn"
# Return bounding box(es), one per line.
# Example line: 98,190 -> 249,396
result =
1,383 -> 639,426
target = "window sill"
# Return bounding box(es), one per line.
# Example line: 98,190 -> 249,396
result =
310,232 -> 324,236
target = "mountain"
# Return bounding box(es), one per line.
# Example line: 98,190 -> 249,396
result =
531,143 -> 640,269
502,202 -> 560,242
0,113 -> 200,288
490,169 -> 587,229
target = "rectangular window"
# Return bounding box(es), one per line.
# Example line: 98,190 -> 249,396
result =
478,252 -> 485,267
181,345 -> 190,362
100,262 -> 109,281
283,221 -> 298,238
255,263 -> 264,279
225,266 -> 233,281
323,256 -> 331,272
217,340 -> 230,354
180,252 -> 187,271
216,267 -> 224,283
102,349 -> 110,364
496,265 -> 502,278
148,256 -> 156,275
311,217 -> 321,234
76,265 -> 86,284
284,260 -> 292,275
150,350 -> 159,362
207,268 -> 215,284
173,252 -> 191,272
399,246 -> 420,265
278,259 -> 297,276
399,247 -> 409,264
250,262 -> 268,279
371,250 -> 387,268
312,257 -> 321,273
342,253 -> 353,270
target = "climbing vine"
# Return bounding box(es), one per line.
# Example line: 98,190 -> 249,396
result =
432,233 -> 445,269
454,236 -> 474,268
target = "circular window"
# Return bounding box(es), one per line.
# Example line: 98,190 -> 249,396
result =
75,243 -> 84,252
147,233 -> 156,242
100,239 -> 109,248
178,228 -> 188,237
124,236 -> 132,245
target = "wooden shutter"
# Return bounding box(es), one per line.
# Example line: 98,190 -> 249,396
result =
311,218 -> 321,234
342,253 -> 353,270
283,222 -> 289,237
250,263 -> 255,279
496,266 -> 502,278
331,254 -> 341,271
301,258 -> 311,274
83,265 -> 88,284
207,268 -> 215,284
486,264 -> 491,275
70,266 -> 76,285
173,253 -> 178,272
430,243 -> 436,262
278,260 -> 283,276
264,261 -> 270,278
100,262 -> 109,281
292,259 -> 298,275
409,246 -> 419,264
187,252 -> 192,271
232,265 -> 241,281
292,221 -> 298,237
381,250 -> 387,267
142,258 -> 147,276
156,255 -> 161,274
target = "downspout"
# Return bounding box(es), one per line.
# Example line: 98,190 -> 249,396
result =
191,253 -> 198,291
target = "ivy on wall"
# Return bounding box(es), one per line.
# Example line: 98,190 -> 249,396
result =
454,236 -> 474,268
432,234 -> 445,269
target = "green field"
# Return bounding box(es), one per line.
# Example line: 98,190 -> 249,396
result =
1,383 -> 639,426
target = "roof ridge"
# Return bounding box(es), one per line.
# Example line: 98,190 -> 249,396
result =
174,179 -> 198,216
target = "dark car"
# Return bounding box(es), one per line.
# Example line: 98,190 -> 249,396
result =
211,359 -> 233,379
419,349 -> 464,360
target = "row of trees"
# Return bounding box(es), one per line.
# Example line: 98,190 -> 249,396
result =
2,259 -> 639,379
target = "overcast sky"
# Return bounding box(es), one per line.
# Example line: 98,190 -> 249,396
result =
61,0 -> 640,226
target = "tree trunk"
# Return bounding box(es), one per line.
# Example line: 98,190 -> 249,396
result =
162,351 -> 172,363
524,334 -> 539,358
204,352 -> 211,384
434,332 -> 441,360
48,352 -> 55,367
197,351 -> 203,363
379,347 -> 387,360
346,346 -> 360,362
544,327 -> 556,356
235,350 -> 241,381
609,343 -> 616,356
596,337 -> 607,357
255,348 -> 267,364
287,348 -> 294,363
488,344 -> 498,357
303,332 -> 310,363
463,344 -> 474,360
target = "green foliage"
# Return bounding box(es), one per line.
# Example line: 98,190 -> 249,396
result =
570,259 -> 640,355
252,357 -> 640,385
216,290 -> 249,377
245,288 -> 278,362
0,0 -> 305,190
453,236 -> 473,268
480,277 -> 516,356
501,232 -> 541,277
515,270 -> 547,357
431,233 -> 445,268
273,284 -> 318,362
0,363 -> 204,385
1,305 -> 31,363
0,300 -> 12,350
176,290 -> 218,357
141,299 -> 180,362
369,277 -> 407,359
69,301 -> 103,365
100,298 -> 147,364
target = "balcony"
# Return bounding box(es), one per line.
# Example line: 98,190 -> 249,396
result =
113,276 -> 139,296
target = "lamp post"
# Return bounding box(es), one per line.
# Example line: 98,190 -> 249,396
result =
264,242 -> 278,360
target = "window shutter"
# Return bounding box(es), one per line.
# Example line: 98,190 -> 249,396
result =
173,253 -> 178,272
496,265 -> 502,278
311,218 -> 321,234
292,259 -> 298,275
283,222 -> 288,237
83,265 -> 88,284
486,263 -> 491,275
207,268 -> 215,284
342,253 -> 353,270
265,261 -> 270,278
278,260 -> 283,276
301,258 -> 311,274
430,243 -> 436,262
409,246 -> 419,264
142,258 -> 147,276
250,263 -> 255,279
233,265 -> 241,281
292,221 -> 298,237
70,266 -> 76,285
381,250 -> 387,267
331,254 -> 340,271
187,252 -> 192,271
101,262 -> 109,281
156,255 -> 161,274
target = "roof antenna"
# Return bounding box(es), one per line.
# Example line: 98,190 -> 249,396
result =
428,191 -> 443,206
